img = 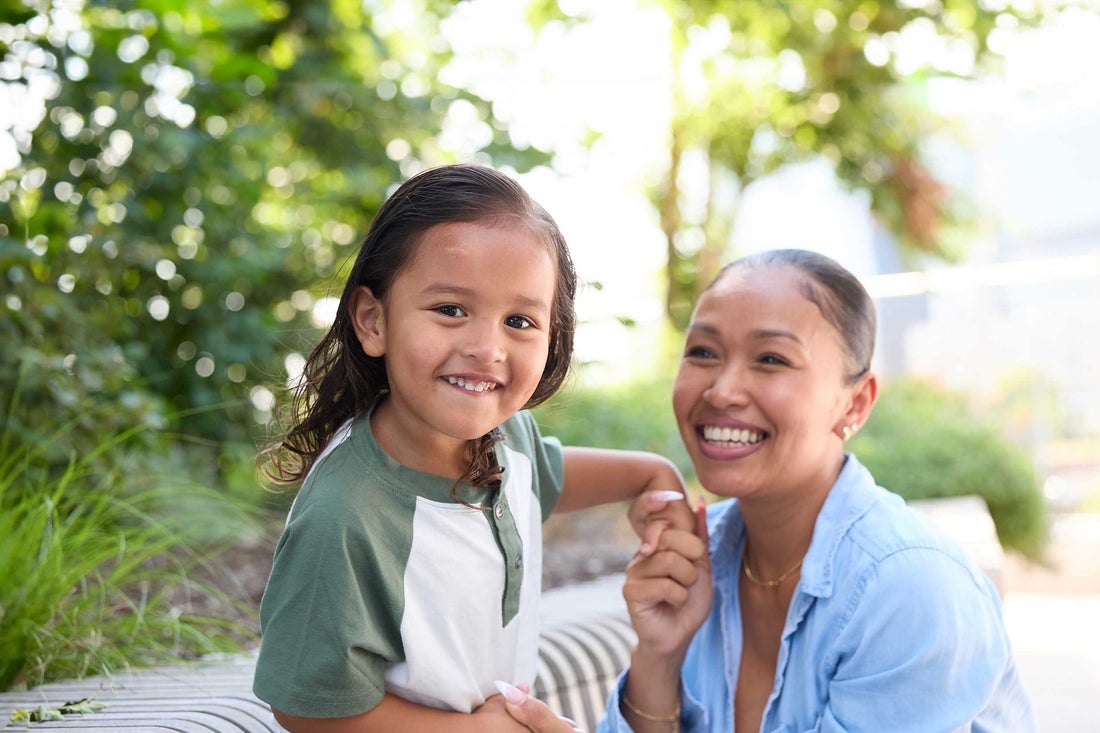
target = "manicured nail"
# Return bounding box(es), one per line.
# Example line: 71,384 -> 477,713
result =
651,490 -> 685,502
494,680 -> 528,704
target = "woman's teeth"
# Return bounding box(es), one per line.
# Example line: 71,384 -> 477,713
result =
702,425 -> 764,446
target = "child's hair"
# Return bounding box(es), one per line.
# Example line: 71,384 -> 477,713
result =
262,164 -> 577,489
711,248 -> 876,383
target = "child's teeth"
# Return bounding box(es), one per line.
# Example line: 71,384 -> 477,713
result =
447,377 -> 495,392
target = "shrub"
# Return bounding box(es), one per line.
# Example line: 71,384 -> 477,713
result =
851,377 -> 1048,560
0,412 -> 256,691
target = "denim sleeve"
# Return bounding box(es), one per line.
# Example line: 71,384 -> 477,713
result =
597,670 -> 709,733
819,547 -> 1036,733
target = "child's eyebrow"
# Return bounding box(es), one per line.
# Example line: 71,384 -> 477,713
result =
421,284 -> 551,312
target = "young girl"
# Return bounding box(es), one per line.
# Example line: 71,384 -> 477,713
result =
252,164 -> 686,732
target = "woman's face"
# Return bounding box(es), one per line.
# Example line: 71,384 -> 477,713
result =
672,265 -> 862,503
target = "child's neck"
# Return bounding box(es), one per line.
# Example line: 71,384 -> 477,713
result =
369,402 -> 469,480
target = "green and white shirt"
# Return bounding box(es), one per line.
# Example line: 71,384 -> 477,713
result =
253,408 -> 564,719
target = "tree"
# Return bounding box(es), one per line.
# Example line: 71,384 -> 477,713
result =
657,0 -> 1053,326
530,0 -> 1046,328
0,0 -> 548,474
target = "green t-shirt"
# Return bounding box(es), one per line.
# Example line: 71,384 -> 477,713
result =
252,409 -> 564,718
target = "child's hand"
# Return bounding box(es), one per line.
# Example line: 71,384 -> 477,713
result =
628,489 -> 695,557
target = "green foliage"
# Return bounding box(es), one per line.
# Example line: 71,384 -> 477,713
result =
0,412 -> 256,692
0,0 -> 548,472
580,0 -> 1048,327
850,377 -> 1048,560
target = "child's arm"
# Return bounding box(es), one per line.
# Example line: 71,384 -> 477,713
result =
553,447 -> 685,513
272,691 -> 531,733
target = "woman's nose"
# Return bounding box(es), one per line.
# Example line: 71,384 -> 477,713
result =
703,364 -> 749,408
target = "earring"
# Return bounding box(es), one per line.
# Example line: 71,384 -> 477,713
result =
842,422 -> 859,441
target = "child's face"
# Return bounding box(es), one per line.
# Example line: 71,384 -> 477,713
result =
363,221 -> 555,473
672,265 -> 856,502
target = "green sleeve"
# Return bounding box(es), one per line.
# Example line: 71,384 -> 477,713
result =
252,449 -> 412,718
505,410 -> 564,521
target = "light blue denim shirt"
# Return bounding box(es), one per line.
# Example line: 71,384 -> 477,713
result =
599,455 -> 1036,733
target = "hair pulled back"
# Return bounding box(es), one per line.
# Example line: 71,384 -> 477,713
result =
263,164 -> 577,488
712,249 -> 876,382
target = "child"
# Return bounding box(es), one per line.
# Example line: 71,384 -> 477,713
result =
252,164 -> 686,732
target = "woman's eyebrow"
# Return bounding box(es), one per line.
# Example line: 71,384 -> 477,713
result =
751,328 -> 804,345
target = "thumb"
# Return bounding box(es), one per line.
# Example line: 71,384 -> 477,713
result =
694,497 -> 712,568
494,681 -> 584,732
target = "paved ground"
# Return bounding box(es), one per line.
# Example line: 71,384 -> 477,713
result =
1000,513 -> 1100,732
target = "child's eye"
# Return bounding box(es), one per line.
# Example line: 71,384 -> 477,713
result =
505,315 -> 534,330
759,353 -> 789,367
435,304 -> 466,318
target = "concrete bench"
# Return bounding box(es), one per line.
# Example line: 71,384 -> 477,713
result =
0,576 -> 636,733
0,495 -> 1002,732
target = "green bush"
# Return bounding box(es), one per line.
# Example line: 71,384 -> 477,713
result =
0,413 -> 256,692
851,377 -> 1048,560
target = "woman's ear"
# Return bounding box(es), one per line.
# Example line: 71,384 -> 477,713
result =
349,286 -> 386,357
837,372 -> 878,441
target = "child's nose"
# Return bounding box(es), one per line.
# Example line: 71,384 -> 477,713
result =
460,321 -> 507,363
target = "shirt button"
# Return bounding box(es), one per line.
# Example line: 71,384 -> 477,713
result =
494,505 -> 504,519
514,554 -> 522,569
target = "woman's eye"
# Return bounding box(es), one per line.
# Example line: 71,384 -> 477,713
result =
505,315 -> 534,329
435,304 -> 466,318
684,345 -> 715,359
759,354 -> 789,366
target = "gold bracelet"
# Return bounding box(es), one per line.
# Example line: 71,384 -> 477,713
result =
621,693 -> 680,732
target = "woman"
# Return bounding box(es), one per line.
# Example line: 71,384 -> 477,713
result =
597,249 -> 1036,732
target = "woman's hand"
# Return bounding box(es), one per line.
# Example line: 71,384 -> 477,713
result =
623,498 -> 712,661
493,682 -> 586,732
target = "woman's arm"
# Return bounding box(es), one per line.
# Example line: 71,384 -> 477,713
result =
272,691 -> 534,733
619,502 -> 712,732
820,548 -> 1035,732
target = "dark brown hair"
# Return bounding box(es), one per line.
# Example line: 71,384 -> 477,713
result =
262,164 -> 576,490
711,248 -> 876,383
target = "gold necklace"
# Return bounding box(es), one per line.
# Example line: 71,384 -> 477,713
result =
742,555 -> 803,588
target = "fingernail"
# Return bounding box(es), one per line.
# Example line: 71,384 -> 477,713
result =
638,542 -> 652,555
494,680 -> 528,704
651,490 -> 685,501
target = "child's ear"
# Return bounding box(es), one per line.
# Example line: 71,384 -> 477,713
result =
349,286 -> 386,357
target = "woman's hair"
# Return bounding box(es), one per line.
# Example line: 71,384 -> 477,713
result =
262,164 -> 577,489
712,249 -> 876,383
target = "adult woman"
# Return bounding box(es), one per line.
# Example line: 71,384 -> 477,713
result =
597,249 -> 1035,732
